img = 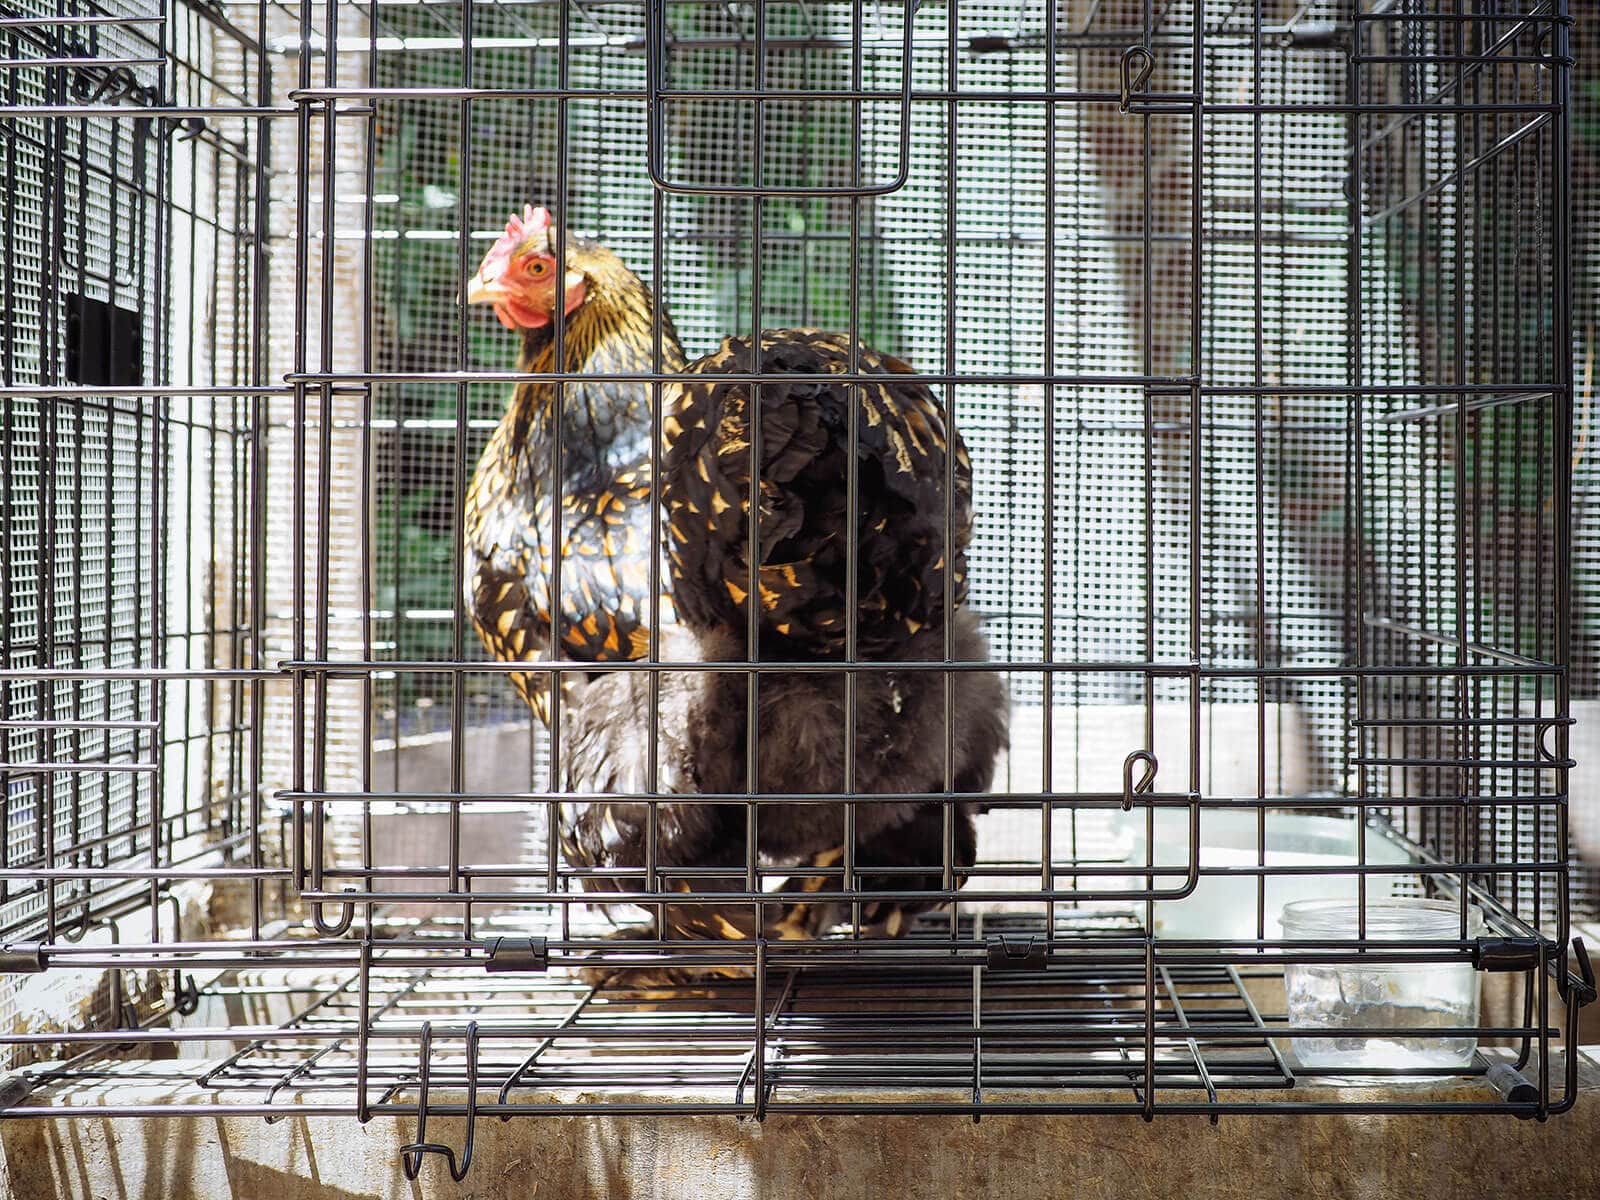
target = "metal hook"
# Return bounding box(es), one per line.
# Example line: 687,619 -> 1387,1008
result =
84,918 -> 141,1033
157,898 -> 201,1015
170,115 -> 208,141
171,971 -> 202,1016
55,890 -> 94,944
87,66 -> 133,105
1122,750 -> 1158,812
1534,717 -> 1572,765
400,1021 -> 480,1183
1536,719 -> 1557,763
1119,45 -> 1155,113
310,891 -> 357,936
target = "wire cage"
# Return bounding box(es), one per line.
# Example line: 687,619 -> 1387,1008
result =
0,0 -> 1593,1170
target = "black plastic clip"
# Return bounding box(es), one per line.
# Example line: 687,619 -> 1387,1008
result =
986,935 -> 1046,971
1281,22 -> 1344,51
1473,936 -> 1542,972
0,944 -> 45,974
400,1021 -> 480,1183
484,936 -> 548,974
1484,1062 -> 1539,1117
1559,937 -> 1597,1010
0,1073 -> 33,1109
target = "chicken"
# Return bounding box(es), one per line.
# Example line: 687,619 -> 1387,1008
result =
463,207 -> 1006,967
462,205 -> 684,720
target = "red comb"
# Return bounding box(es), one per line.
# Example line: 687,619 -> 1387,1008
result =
479,204 -> 553,282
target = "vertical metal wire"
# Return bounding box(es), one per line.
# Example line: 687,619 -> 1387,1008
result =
450,0 -> 477,909
1251,0 -> 1268,943
1189,0 -> 1205,881
1451,0 -> 1471,938
355,0 -> 382,1112
842,0 -> 862,936
934,0 -> 956,940
546,0 -> 570,918
39,5 -> 62,948
746,0 -> 766,939
359,0 -> 380,975
940,0 -> 960,948
248,0 -> 273,943
148,60 -> 170,941
289,0 -> 314,901
1139,0 -> 1157,1123
1347,5 -> 1369,944
1550,0 -> 1575,950
1040,0 -> 1059,942
645,117 -> 666,937
0,7 -> 15,919
310,0 -> 343,935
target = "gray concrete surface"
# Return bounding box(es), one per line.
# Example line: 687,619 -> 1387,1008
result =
2,1055 -> 1596,1200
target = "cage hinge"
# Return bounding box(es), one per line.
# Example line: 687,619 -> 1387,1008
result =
267,33 -> 326,58
1472,937 -> 1542,973
0,944 -> 44,974
0,1073 -> 33,1109
1279,22 -> 1346,51
1484,1062 -> 1539,1116
986,935 -> 1046,972
484,936 -> 548,974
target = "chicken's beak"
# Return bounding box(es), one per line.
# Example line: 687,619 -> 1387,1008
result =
463,270 -> 498,306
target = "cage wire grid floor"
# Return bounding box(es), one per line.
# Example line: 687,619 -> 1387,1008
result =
13,902 -> 1589,1130
1,0 -> 1595,1170
18,910 -> 1305,1119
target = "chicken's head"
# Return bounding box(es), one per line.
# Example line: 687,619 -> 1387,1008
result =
465,205 -> 588,331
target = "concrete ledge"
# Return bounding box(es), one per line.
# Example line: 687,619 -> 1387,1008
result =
4,1054 -> 1598,1200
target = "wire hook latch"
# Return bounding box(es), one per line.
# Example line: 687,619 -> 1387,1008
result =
400,1021 -> 481,1182
1120,45 -> 1155,113
1122,750 -> 1158,811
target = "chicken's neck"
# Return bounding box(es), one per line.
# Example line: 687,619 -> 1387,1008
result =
504,275 -> 685,488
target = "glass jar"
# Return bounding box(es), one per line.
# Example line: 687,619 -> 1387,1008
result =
1280,897 -> 1481,1072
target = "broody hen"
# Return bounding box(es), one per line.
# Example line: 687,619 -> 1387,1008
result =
463,205 -> 684,720
463,207 -> 1006,959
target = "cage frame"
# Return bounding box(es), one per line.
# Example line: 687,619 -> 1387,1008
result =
0,0 -> 1593,1174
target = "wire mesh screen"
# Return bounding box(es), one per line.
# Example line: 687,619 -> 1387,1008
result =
0,0 -> 264,1063
0,0 -> 1592,1163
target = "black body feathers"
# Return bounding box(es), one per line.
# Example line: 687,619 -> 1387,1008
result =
463,225 -> 1006,957
663,330 -> 973,659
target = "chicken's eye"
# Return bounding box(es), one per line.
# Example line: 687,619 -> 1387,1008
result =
528,259 -> 550,277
